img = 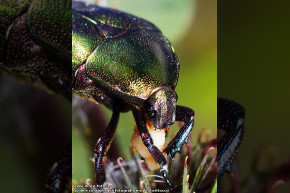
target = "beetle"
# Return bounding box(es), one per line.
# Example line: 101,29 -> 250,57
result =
72,1 -> 195,188
0,0 -> 71,99
1,0 -> 244,190
0,0 -> 72,192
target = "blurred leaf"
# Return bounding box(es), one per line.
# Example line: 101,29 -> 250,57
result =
106,0 -> 195,42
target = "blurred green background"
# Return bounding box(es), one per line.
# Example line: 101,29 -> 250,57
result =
0,77 -> 71,193
218,0 -> 290,192
73,0 -> 217,184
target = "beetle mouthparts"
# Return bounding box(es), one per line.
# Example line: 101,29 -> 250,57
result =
164,126 -> 170,132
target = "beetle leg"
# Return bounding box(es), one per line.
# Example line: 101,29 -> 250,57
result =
133,108 -> 172,188
217,98 -> 245,182
163,105 -> 195,157
45,141 -> 72,193
95,105 -> 120,185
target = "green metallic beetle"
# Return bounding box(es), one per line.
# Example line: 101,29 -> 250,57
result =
0,0 -> 71,99
0,0 -> 245,191
0,0 -> 71,193
72,2 -> 195,188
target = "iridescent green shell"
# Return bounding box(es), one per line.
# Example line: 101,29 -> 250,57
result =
72,3 -> 179,100
0,0 -> 71,62
27,0 -> 71,61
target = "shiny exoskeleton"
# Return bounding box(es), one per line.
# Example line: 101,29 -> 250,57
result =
0,0 -> 71,99
0,1 -> 71,193
72,2 -> 195,187
217,98 -> 245,182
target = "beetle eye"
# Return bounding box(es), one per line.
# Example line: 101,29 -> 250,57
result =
149,110 -> 156,118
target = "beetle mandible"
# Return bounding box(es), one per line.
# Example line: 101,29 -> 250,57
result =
72,2 -> 195,187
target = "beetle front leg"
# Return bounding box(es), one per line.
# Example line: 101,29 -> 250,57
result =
95,105 -> 120,185
133,108 -> 172,188
45,141 -> 72,193
217,98 -> 245,182
164,105 -> 195,157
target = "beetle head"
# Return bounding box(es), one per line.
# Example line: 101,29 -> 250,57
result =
145,86 -> 177,129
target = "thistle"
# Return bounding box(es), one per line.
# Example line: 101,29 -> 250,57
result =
73,98 -> 217,193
